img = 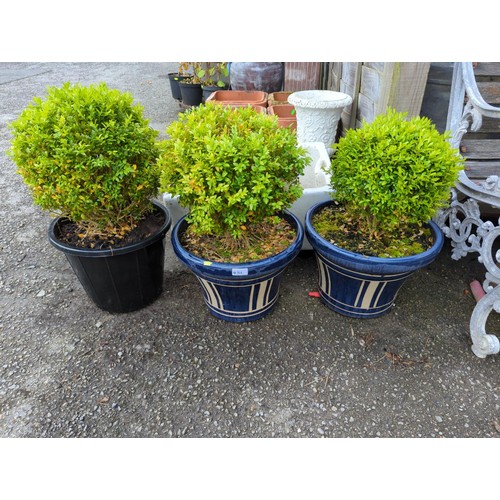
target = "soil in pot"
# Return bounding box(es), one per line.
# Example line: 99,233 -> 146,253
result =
180,215 -> 297,263
312,201 -> 434,258
56,208 -> 166,250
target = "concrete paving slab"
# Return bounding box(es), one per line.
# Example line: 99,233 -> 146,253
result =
0,67 -> 51,85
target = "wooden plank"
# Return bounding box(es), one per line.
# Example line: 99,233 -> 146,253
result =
473,62 -> 500,79
328,62 -> 341,91
364,62 -> 385,72
386,62 -> 430,117
341,62 -> 360,88
360,66 -> 382,103
468,115 -> 500,135
464,160 -> 500,179
339,79 -> 354,127
476,82 -> 500,104
461,139 -> 500,159
284,62 -> 321,91
348,63 -> 362,130
357,92 -> 375,123
326,62 -> 429,129
375,62 -> 394,116
334,63 -> 361,131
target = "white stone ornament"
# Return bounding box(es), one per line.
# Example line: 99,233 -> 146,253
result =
288,90 -> 353,155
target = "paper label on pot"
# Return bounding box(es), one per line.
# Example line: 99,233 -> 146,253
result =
232,268 -> 248,276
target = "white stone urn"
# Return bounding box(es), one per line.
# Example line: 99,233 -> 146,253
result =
288,90 -> 353,155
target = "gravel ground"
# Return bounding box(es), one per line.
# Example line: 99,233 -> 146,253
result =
0,63 -> 499,443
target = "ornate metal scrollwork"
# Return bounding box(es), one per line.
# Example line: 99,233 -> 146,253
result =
483,175 -> 500,195
437,192 -> 500,358
436,190 -> 493,261
451,101 -> 483,149
470,286 -> 500,358
438,62 -> 500,358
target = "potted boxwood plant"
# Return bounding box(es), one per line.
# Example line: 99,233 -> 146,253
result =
158,102 -> 310,322
8,82 -> 171,313
305,109 -> 463,318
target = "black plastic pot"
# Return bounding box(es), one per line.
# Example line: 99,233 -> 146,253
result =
179,81 -> 203,107
168,73 -> 192,101
48,201 -> 171,313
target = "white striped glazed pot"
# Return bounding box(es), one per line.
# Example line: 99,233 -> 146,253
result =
171,211 -> 304,322
305,200 -> 444,318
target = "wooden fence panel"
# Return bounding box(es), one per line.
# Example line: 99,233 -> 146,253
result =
284,62 -> 322,91
322,62 -> 430,131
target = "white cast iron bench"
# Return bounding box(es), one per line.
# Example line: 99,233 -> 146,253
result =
436,62 -> 500,358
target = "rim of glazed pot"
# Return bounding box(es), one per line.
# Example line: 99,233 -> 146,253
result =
305,200 -> 444,274
288,90 -> 353,109
171,211 -> 304,280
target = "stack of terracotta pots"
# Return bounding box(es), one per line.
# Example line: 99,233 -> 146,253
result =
205,89 -> 298,129
267,91 -> 296,129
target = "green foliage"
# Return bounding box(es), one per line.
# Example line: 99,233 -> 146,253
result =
158,102 -> 308,238
9,82 -> 160,237
178,62 -> 204,84
329,109 -> 463,245
203,62 -> 229,87
177,62 -> 192,76
180,62 -> 229,87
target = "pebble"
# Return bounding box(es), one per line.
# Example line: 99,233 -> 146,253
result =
435,416 -> 443,423
36,290 -> 46,297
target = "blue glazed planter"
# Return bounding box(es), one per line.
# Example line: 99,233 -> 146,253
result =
171,211 -> 304,322
305,200 -> 444,318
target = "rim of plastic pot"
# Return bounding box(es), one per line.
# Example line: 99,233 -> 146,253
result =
48,200 -> 172,258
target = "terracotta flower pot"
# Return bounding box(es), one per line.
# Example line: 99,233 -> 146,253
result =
218,103 -> 267,113
268,104 -> 297,129
206,90 -> 268,108
268,91 -> 293,106
201,83 -> 229,103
